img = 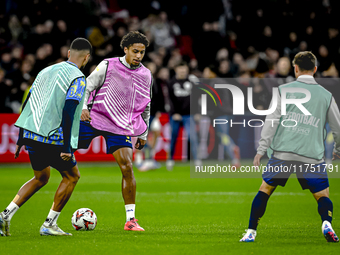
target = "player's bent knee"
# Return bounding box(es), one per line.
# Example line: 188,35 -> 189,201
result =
120,162 -> 133,171
259,180 -> 275,196
36,175 -> 49,186
120,163 -> 134,177
64,169 -> 80,184
71,172 -> 81,183
313,188 -> 329,201
34,172 -> 50,186
66,175 -> 80,185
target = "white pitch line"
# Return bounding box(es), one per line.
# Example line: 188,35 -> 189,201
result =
36,191 -> 323,196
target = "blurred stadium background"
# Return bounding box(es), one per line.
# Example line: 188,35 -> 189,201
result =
1,1 -> 340,254
1,0 -> 340,163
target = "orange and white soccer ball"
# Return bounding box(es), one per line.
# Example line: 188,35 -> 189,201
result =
71,208 -> 97,231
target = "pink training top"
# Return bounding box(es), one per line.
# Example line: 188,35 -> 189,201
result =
90,58 -> 152,136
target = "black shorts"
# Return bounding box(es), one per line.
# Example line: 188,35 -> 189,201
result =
78,121 -> 132,154
262,156 -> 329,193
25,141 -> 77,171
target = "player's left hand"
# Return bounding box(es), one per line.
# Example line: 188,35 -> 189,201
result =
81,109 -> 92,122
60,152 -> 72,161
14,144 -> 23,159
253,153 -> 263,169
135,138 -> 146,150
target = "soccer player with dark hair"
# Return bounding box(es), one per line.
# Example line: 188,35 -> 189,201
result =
79,31 -> 151,231
240,51 -> 340,242
0,38 -> 92,236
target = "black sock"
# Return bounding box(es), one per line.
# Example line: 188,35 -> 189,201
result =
318,197 -> 333,223
248,191 -> 270,230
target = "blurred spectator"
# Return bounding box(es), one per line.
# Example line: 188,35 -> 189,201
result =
0,0 -> 340,117
166,61 -> 200,170
149,11 -> 180,50
156,67 -> 171,113
218,59 -> 237,78
321,63 -> 339,78
104,22 -> 128,57
8,15 -> 22,44
136,62 -> 170,172
32,45 -> 50,75
252,58 -> 271,110
284,31 -> 299,58
275,56 -> 294,84
317,45 -> 332,73
6,60 -> 32,109
1,49 -> 15,73
0,68 -> 13,113
51,20 -> 71,50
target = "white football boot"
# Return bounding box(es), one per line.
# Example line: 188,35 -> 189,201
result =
240,229 -> 257,242
0,212 -> 10,236
322,220 -> 339,242
166,160 -> 174,171
40,223 -> 72,236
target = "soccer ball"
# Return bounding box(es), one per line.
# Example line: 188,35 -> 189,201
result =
71,208 -> 97,231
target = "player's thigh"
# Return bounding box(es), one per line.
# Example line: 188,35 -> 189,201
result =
296,162 -> 329,194
26,143 -> 52,171
262,157 -> 293,188
59,164 -> 81,181
47,145 -> 78,174
104,133 -> 132,154
113,147 -> 134,173
51,144 -> 80,181
313,187 -> 329,201
52,156 -> 78,175
33,166 -> 51,183
259,179 -> 276,195
77,121 -> 98,149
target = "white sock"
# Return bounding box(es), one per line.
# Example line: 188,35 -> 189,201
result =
135,152 -> 143,165
247,229 -> 257,236
2,202 -> 19,221
125,204 -> 135,222
45,209 -> 60,226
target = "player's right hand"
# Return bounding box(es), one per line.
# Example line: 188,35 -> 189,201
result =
14,144 -> 23,159
253,153 -> 263,169
81,109 -> 92,122
60,152 -> 72,161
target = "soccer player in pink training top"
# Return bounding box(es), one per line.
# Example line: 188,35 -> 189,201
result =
79,31 -> 151,231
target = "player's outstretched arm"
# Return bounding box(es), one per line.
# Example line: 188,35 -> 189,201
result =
15,91 -> 31,159
61,99 -> 79,161
83,61 -> 108,111
327,97 -> 340,159
15,127 -> 24,159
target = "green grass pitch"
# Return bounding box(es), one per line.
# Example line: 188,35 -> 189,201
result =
1,161 -> 339,254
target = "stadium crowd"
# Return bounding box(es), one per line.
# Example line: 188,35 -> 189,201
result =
1,0 -> 340,114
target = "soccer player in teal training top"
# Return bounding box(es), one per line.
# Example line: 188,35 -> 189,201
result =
240,51 -> 340,243
0,38 -> 92,236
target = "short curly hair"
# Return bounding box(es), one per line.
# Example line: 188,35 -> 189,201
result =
120,31 -> 149,49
